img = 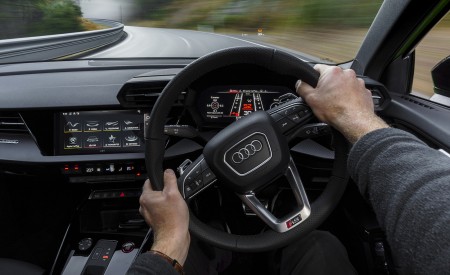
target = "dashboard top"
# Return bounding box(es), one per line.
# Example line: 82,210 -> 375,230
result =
0,58 -> 390,166
0,59 -> 195,110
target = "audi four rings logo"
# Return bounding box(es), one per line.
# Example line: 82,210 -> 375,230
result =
231,140 -> 263,164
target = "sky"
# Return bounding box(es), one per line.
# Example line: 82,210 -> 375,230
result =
78,0 -> 139,23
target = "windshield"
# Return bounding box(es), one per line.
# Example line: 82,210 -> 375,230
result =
1,0 -> 383,63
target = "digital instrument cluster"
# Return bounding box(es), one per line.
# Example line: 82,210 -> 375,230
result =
197,85 -> 296,123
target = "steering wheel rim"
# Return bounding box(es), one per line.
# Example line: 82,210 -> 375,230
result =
146,47 -> 349,252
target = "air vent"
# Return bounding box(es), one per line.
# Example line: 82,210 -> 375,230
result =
0,112 -> 27,133
124,87 -> 162,106
400,96 -> 434,110
117,80 -> 169,108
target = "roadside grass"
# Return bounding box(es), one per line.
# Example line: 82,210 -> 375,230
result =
80,18 -> 108,31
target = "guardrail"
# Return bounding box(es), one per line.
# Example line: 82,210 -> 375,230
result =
0,19 -> 125,64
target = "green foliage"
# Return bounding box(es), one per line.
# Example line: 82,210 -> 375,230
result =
294,0 -> 383,27
31,0 -> 84,36
134,0 -> 384,31
0,0 -> 84,39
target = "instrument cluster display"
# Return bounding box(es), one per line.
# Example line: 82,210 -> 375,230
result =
197,85 -> 295,123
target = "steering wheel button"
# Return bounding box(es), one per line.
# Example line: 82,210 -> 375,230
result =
193,176 -> 203,188
298,108 -> 310,116
184,185 -> 194,197
287,113 -> 301,123
283,105 -> 305,116
277,117 -> 296,131
270,112 -> 284,122
202,168 -> 215,185
185,175 -> 195,184
192,166 -> 203,178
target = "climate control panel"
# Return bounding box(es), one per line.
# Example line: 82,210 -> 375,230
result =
61,161 -> 146,183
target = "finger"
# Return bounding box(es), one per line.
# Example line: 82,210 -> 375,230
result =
296,80 -> 314,98
163,169 -> 178,192
343,68 -> 356,78
313,63 -> 333,74
143,179 -> 153,192
357,78 -> 366,87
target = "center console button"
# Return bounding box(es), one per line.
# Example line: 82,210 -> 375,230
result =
92,248 -> 102,260
121,242 -> 135,253
78,238 -> 93,251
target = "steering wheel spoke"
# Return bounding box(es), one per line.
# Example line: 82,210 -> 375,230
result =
238,158 -> 311,233
177,155 -> 217,200
268,97 -> 313,132
267,97 -> 332,142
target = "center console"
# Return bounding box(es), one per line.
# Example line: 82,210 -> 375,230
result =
39,110 -> 152,274
12,108 -> 202,274
51,188 -> 152,275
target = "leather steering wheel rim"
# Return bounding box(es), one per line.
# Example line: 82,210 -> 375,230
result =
145,46 -> 349,252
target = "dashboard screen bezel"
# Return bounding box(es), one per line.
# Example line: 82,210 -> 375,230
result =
55,109 -> 144,156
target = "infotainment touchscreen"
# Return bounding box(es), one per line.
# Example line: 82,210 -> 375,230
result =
56,110 -> 144,155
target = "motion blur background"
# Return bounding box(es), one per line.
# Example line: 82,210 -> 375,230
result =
1,0 -> 449,98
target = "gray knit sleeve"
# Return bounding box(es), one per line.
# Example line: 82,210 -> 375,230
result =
127,252 -> 179,275
348,128 -> 450,274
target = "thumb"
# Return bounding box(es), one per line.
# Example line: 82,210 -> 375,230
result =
163,169 -> 178,192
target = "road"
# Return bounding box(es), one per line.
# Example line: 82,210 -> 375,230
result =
85,24 -> 442,98
87,26 -> 267,58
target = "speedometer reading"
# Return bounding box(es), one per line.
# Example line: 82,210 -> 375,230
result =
199,86 -> 296,123
226,89 -> 276,118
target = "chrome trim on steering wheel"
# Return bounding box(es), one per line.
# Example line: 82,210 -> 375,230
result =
238,158 -> 311,233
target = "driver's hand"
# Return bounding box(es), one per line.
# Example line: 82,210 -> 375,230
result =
139,169 -> 190,265
296,64 -> 388,143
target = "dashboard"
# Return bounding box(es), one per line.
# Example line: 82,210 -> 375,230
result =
0,59 -> 390,183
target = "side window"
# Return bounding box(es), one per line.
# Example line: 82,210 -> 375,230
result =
412,12 -> 450,100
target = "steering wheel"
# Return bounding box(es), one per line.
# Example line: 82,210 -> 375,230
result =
146,47 -> 349,252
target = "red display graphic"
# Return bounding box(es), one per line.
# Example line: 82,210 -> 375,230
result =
242,103 -> 253,111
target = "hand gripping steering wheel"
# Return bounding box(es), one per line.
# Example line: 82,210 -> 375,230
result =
145,47 -> 349,252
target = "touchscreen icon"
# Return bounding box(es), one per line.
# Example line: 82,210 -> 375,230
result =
64,121 -> 82,133
84,136 -> 101,149
125,135 -> 138,142
123,120 -> 140,131
123,135 -> 140,147
85,121 -> 101,132
86,136 -> 99,143
104,134 -> 120,148
104,121 -> 120,131
64,135 -> 82,149
86,122 -> 99,127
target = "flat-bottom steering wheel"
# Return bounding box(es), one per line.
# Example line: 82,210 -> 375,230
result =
146,47 -> 349,252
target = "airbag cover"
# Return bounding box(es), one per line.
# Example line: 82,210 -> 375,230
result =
203,111 -> 289,193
